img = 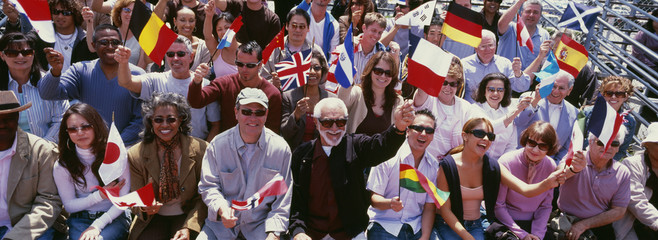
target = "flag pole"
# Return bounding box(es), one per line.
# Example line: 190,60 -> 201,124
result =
208,48 -> 219,66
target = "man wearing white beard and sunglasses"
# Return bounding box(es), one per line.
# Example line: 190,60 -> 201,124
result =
289,97 -> 415,239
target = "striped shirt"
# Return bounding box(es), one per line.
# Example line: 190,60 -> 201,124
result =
352,41 -> 387,85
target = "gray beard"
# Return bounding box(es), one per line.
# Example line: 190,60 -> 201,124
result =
318,129 -> 346,146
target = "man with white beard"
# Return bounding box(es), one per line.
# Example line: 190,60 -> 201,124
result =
288,98 -> 415,239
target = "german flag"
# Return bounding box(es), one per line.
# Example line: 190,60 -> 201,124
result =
400,163 -> 450,208
442,2 -> 483,48
555,34 -> 588,78
129,0 -> 178,66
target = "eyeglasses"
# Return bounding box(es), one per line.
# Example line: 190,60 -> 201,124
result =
318,118 -> 348,128
526,139 -> 549,151
487,87 -> 505,93
309,65 -> 323,72
465,129 -> 496,141
165,51 -> 188,58
66,124 -> 93,134
152,116 -> 178,124
122,7 -> 132,13
603,91 -> 628,98
235,60 -> 260,68
478,43 -> 496,50
289,23 -> 307,30
443,81 -> 460,88
408,125 -> 435,134
240,109 -> 267,117
52,9 -> 73,16
96,39 -> 122,47
372,67 -> 393,78
596,140 -> 621,148
3,49 -> 34,57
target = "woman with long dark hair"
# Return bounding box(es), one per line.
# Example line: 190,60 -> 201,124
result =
203,1 -> 238,78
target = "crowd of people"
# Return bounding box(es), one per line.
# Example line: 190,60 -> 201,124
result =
0,0 -> 656,239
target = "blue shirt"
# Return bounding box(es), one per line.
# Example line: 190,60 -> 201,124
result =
462,54 -> 531,102
497,23 -> 550,69
443,37 -> 476,60
38,60 -> 145,146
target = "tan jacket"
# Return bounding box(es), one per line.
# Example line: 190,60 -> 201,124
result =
338,85 -> 403,134
5,129 -> 61,240
127,135 -> 208,239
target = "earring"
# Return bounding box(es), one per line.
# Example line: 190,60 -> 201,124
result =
67,138 -> 75,150
173,25 -> 178,32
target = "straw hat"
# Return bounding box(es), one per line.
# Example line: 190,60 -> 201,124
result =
0,91 -> 31,114
642,123 -> 658,145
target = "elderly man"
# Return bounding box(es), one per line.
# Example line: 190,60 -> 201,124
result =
289,98 -> 415,239
0,91 -> 62,240
38,24 -> 145,146
497,0 -> 550,69
188,41 -> 281,133
116,35 -> 221,142
552,128 -> 631,240
614,123 -> 658,239
366,109 -> 439,239
515,70 -> 578,161
297,0 -> 340,58
462,30 -> 528,102
198,88 -> 291,240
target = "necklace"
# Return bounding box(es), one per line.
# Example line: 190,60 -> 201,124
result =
56,29 -> 76,50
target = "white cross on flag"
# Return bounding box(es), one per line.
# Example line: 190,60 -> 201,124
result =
558,2 -> 602,34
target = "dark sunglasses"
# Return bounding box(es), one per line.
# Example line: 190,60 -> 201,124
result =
596,140 -> 621,148
235,60 -> 260,68
66,124 -> 93,134
318,118 -> 348,128
603,91 -> 628,98
443,81 -> 460,88
241,109 -> 267,117
465,129 -> 496,141
152,116 -> 178,124
3,49 -> 34,57
526,139 -> 549,151
487,87 -> 505,93
122,7 -> 132,13
309,65 -> 323,72
165,51 -> 188,58
408,125 -> 435,134
372,67 -> 393,78
52,9 -> 73,16
96,39 -> 122,47
486,0 -> 502,3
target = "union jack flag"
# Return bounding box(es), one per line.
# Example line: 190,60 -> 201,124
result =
275,49 -> 312,91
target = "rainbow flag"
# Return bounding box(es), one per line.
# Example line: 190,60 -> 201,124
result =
400,163 -> 449,208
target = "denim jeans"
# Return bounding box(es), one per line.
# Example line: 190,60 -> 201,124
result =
367,222 -> 438,240
68,210 -> 130,240
434,214 -> 487,240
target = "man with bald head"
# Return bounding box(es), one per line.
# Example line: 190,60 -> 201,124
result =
462,30 -> 530,102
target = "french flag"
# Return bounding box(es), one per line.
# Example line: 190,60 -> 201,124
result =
99,122 -> 128,185
332,24 -> 356,88
232,175 -> 288,211
10,0 -> 55,43
516,14 -> 534,53
406,34 -> 452,97
588,94 -> 625,153
96,183 -> 155,209
534,51 -> 560,98
217,15 -> 243,49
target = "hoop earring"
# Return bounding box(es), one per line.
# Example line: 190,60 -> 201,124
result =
173,25 -> 178,32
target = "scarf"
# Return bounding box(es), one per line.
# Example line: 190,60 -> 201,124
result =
157,133 -> 181,203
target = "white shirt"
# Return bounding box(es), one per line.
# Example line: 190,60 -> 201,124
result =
53,28 -> 78,73
0,135 -> 17,229
547,102 -> 563,129
475,102 -> 518,161
307,13 -> 325,50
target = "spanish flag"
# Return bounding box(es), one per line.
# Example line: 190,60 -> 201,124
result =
442,2 -> 483,48
129,0 -> 178,66
400,163 -> 450,208
555,34 -> 588,78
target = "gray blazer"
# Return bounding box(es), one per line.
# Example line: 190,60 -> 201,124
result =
281,86 -> 335,150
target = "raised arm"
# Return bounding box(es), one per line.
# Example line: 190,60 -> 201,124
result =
214,0 -> 228,12
203,1 -> 219,51
523,40 -> 551,79
91,0 -> 114,14
500,162 -> 564,198
498,0 -> 526,34
115,46 -> 145,94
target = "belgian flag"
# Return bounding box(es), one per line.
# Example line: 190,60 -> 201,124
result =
129,0 -> 178,66
442,2 -> 483,48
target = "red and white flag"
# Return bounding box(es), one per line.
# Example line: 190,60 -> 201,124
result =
516,14 -> 534,53
99,122 -> 128,185
275,49 -> 312,91
96,183 -> 155,209
10,0 -> 55,42
231,175 -> 288,211
588,94 -> 625,153
217,15 -> 243,49
564,122 -> 584,166
407,34 -> 452,97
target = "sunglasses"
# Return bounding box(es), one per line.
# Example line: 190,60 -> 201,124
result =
603,91 -> 628,98
443,81 -> 460,88
289,23 -> 307,30
309,65 -> 323,72
241,109 -> 267,117
596,140 -> 621,148
318,118 -> 348,128
96,39 -> 122,47
408,125 -> 435,134
52,9 -> 73,16
487,87 -> 505,93
526,139 -> 549,151
165,51 -> 188,58
122,7 -> 132,13
152,116 -> 178,124
3,49 -> 34,58
235,60 -> 260,68
66,124 -> 93,134
465,129 -> 496,141
372,67 -> 393,78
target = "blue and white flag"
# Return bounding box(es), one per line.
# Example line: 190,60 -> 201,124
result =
333,24 -> 355,88
558,2 -> 602,34
534,51 -> 560,98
